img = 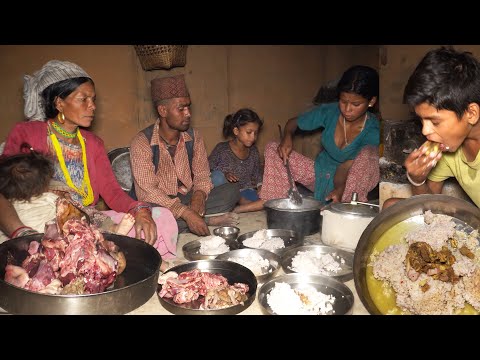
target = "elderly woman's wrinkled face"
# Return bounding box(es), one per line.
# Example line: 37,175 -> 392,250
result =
57,81 -> 96,129
163,97 -> 192,132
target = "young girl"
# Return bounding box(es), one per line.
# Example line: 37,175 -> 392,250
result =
0,151 -> 134,242
209,108 -> 264,206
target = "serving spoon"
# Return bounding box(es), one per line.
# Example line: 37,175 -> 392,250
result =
278,124 -> 303,205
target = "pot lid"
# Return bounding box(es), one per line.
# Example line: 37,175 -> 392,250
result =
327,202 -> 379,217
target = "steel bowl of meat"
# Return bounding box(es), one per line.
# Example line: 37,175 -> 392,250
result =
354,194 -> 480,315
258,273 -> 354,315
157,259 -> 257,315
0,198 -> 161,314
236,228 -> 302,257
281,245 -> 354,282
216,248 -> 281,284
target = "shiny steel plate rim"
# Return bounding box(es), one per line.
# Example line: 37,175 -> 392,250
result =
157,259 -> 257,315
281,244 -> 354,282
182,238 -> 239,261
236,228 -> 303,256
258,273 -> 354,315
215,248 -> 281,284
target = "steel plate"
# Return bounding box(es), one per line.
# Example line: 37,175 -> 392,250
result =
216,248 -> 281,284
107,147 -> 132,191
0,233 -> 161,314
258,273 -> 354,315
281,245 -> 353,282
157,260 -> 257,315
236,229 -> 302,256
182,238 -> 239,260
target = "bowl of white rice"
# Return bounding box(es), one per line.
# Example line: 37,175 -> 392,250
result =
236,229 -> 302,256
183,235 -> 239,260
216,248 -> 281,284
281,245 -> 354,282
258,273 -> 354,315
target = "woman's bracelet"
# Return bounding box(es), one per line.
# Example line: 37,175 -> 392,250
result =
128,203 -> 152,216
406,172 -> 426,187
10,226 -> 36,239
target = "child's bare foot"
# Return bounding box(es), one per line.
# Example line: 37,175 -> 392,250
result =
159,258 -> 187,273
205,212 -> 239,226
233,199 -> 265,213
114,213 -> 135,235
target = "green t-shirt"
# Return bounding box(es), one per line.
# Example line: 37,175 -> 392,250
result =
428,148 -> 480,207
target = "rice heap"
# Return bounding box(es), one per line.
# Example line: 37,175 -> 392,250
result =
267,282 -> 335,315
227,252 -> 270,276
371,210 -> 480,315
243,229 -> 285,251
199,235 -> 230,255
291,250 -> 345,275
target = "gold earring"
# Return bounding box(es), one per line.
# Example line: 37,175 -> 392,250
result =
58,112 -> 65,124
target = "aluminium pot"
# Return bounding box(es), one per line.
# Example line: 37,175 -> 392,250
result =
353,194 -> 480,315
264,197 -> 323,239
0,233 -> 161,315
321,200 -> 379,252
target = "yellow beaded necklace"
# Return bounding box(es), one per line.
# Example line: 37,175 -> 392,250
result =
49,129 -> 94,206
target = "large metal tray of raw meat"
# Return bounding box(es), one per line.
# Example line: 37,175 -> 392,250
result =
0,233 -> 161,314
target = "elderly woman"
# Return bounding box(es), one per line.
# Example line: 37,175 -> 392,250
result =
0,60 -> 178,268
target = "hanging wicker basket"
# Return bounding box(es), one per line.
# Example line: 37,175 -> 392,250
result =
134,45 -> 188,71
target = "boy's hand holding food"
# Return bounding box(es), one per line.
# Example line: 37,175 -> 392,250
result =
404,140 -> 444,185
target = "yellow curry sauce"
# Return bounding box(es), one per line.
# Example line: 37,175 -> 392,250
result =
365,218 -> 478,315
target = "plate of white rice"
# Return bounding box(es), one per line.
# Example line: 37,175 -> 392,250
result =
183,236 -> 239,260
281,245 -> 354,282
237,228 -> 302,256
216,248 -> 281,283
258,273 -> 354,315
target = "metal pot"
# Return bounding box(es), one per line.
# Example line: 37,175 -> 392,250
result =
321,198 -> 379,252
353,194 -> 480,315
264,197 -> 323,239
0,233 -> 161,314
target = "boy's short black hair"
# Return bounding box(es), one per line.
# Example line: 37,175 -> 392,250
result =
404,46 -> 480,118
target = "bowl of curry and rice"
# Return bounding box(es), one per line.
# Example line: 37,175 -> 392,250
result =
354,194 -> 480,315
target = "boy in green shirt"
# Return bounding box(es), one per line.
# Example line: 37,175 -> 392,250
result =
402,46 -> 480,207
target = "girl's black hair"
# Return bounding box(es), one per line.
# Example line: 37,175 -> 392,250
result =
337,65 -> 379,101
42,77 -> 93,119
223,108 -> 263,138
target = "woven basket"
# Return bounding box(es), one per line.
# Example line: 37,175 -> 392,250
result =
134,45 -> 188,71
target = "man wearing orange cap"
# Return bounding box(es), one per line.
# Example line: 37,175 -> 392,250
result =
130,74 -> 240,236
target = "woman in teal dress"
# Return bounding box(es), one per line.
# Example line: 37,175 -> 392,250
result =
234,65 -> 380,213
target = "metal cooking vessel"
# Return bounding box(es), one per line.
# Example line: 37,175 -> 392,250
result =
354,194 -> 480,315
321,200 -> 379,251
264,197 -> 322,238
107,147 -> 132,191
0,233 -> 161,314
